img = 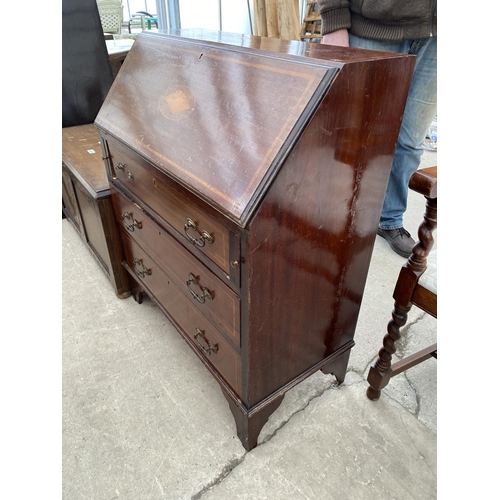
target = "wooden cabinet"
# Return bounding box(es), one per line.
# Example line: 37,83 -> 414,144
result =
95,30 -> 415,450
62,125 -> 131,298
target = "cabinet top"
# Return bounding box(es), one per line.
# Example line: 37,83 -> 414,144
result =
62,124 -> 109,194
95,31 -> 410,227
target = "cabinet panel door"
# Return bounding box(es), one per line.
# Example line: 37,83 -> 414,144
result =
75,182 -> 111,274
62,166 -> 83,234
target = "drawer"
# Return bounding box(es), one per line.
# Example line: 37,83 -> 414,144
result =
121,230 -> 242,396
107,141 -> 235,275
112,188 -> 241,348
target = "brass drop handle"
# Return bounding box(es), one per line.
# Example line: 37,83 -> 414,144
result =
115,162 -> 125,171
133,257 -> 151,278
127,170 -> 134,181
194,327 -> 218,356
122,211 -> 142,232
186,273 -> 213,303
184,218 -> 214,247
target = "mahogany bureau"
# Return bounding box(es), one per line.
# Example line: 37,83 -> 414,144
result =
62,124 -> 131,298
94,30 -> 414,450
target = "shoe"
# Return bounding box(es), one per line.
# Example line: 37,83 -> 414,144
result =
377,227 -> 415,258
422,138 -> 437,151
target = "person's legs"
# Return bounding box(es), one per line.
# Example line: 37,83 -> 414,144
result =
349,35 -> 437,257
379,38 -> 437,230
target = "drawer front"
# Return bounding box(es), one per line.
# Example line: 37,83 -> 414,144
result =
112,189 -> 241,348
121,230 -> 242,396
108,142 -> 233,274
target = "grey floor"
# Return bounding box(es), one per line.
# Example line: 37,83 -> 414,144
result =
62,151 -> 437,499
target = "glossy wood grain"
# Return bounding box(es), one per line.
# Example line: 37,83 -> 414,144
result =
121,230 -> 242,394
412,285 -> 437,317
409,165 -> 437,198
112,187 -> 241,349
243,55 -> 416,406
95,33 -> 336,226
162,28 -> 413,63
106,138 -> 234,275
96,31 -> 415,449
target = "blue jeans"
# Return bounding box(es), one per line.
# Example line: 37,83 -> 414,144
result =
349,34 -> 437,230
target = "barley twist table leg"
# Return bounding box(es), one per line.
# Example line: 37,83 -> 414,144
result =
366,302 -> 411,400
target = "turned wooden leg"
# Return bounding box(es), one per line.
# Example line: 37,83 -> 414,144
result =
366,302 -> 412,401
130,277 -> 144,304
223,393 -> 285,451
321,349 -> 351,385
133,289 -> 144,304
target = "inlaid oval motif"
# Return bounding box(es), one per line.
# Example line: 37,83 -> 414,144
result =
159,86 -> 196,121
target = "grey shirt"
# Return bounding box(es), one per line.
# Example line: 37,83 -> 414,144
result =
318,0 -> 437,40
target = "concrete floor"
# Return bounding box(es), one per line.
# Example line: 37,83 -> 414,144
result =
62,151 -> 437,499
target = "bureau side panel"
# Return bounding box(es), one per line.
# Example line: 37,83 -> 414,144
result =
244,56 -> 415,406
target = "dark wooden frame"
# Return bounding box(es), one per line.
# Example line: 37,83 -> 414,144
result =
366,166 -> 437,401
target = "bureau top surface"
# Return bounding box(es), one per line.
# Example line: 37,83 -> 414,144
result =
164,29 -> 412,64
95,32 -> 339,226
62,124 -> 109,194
